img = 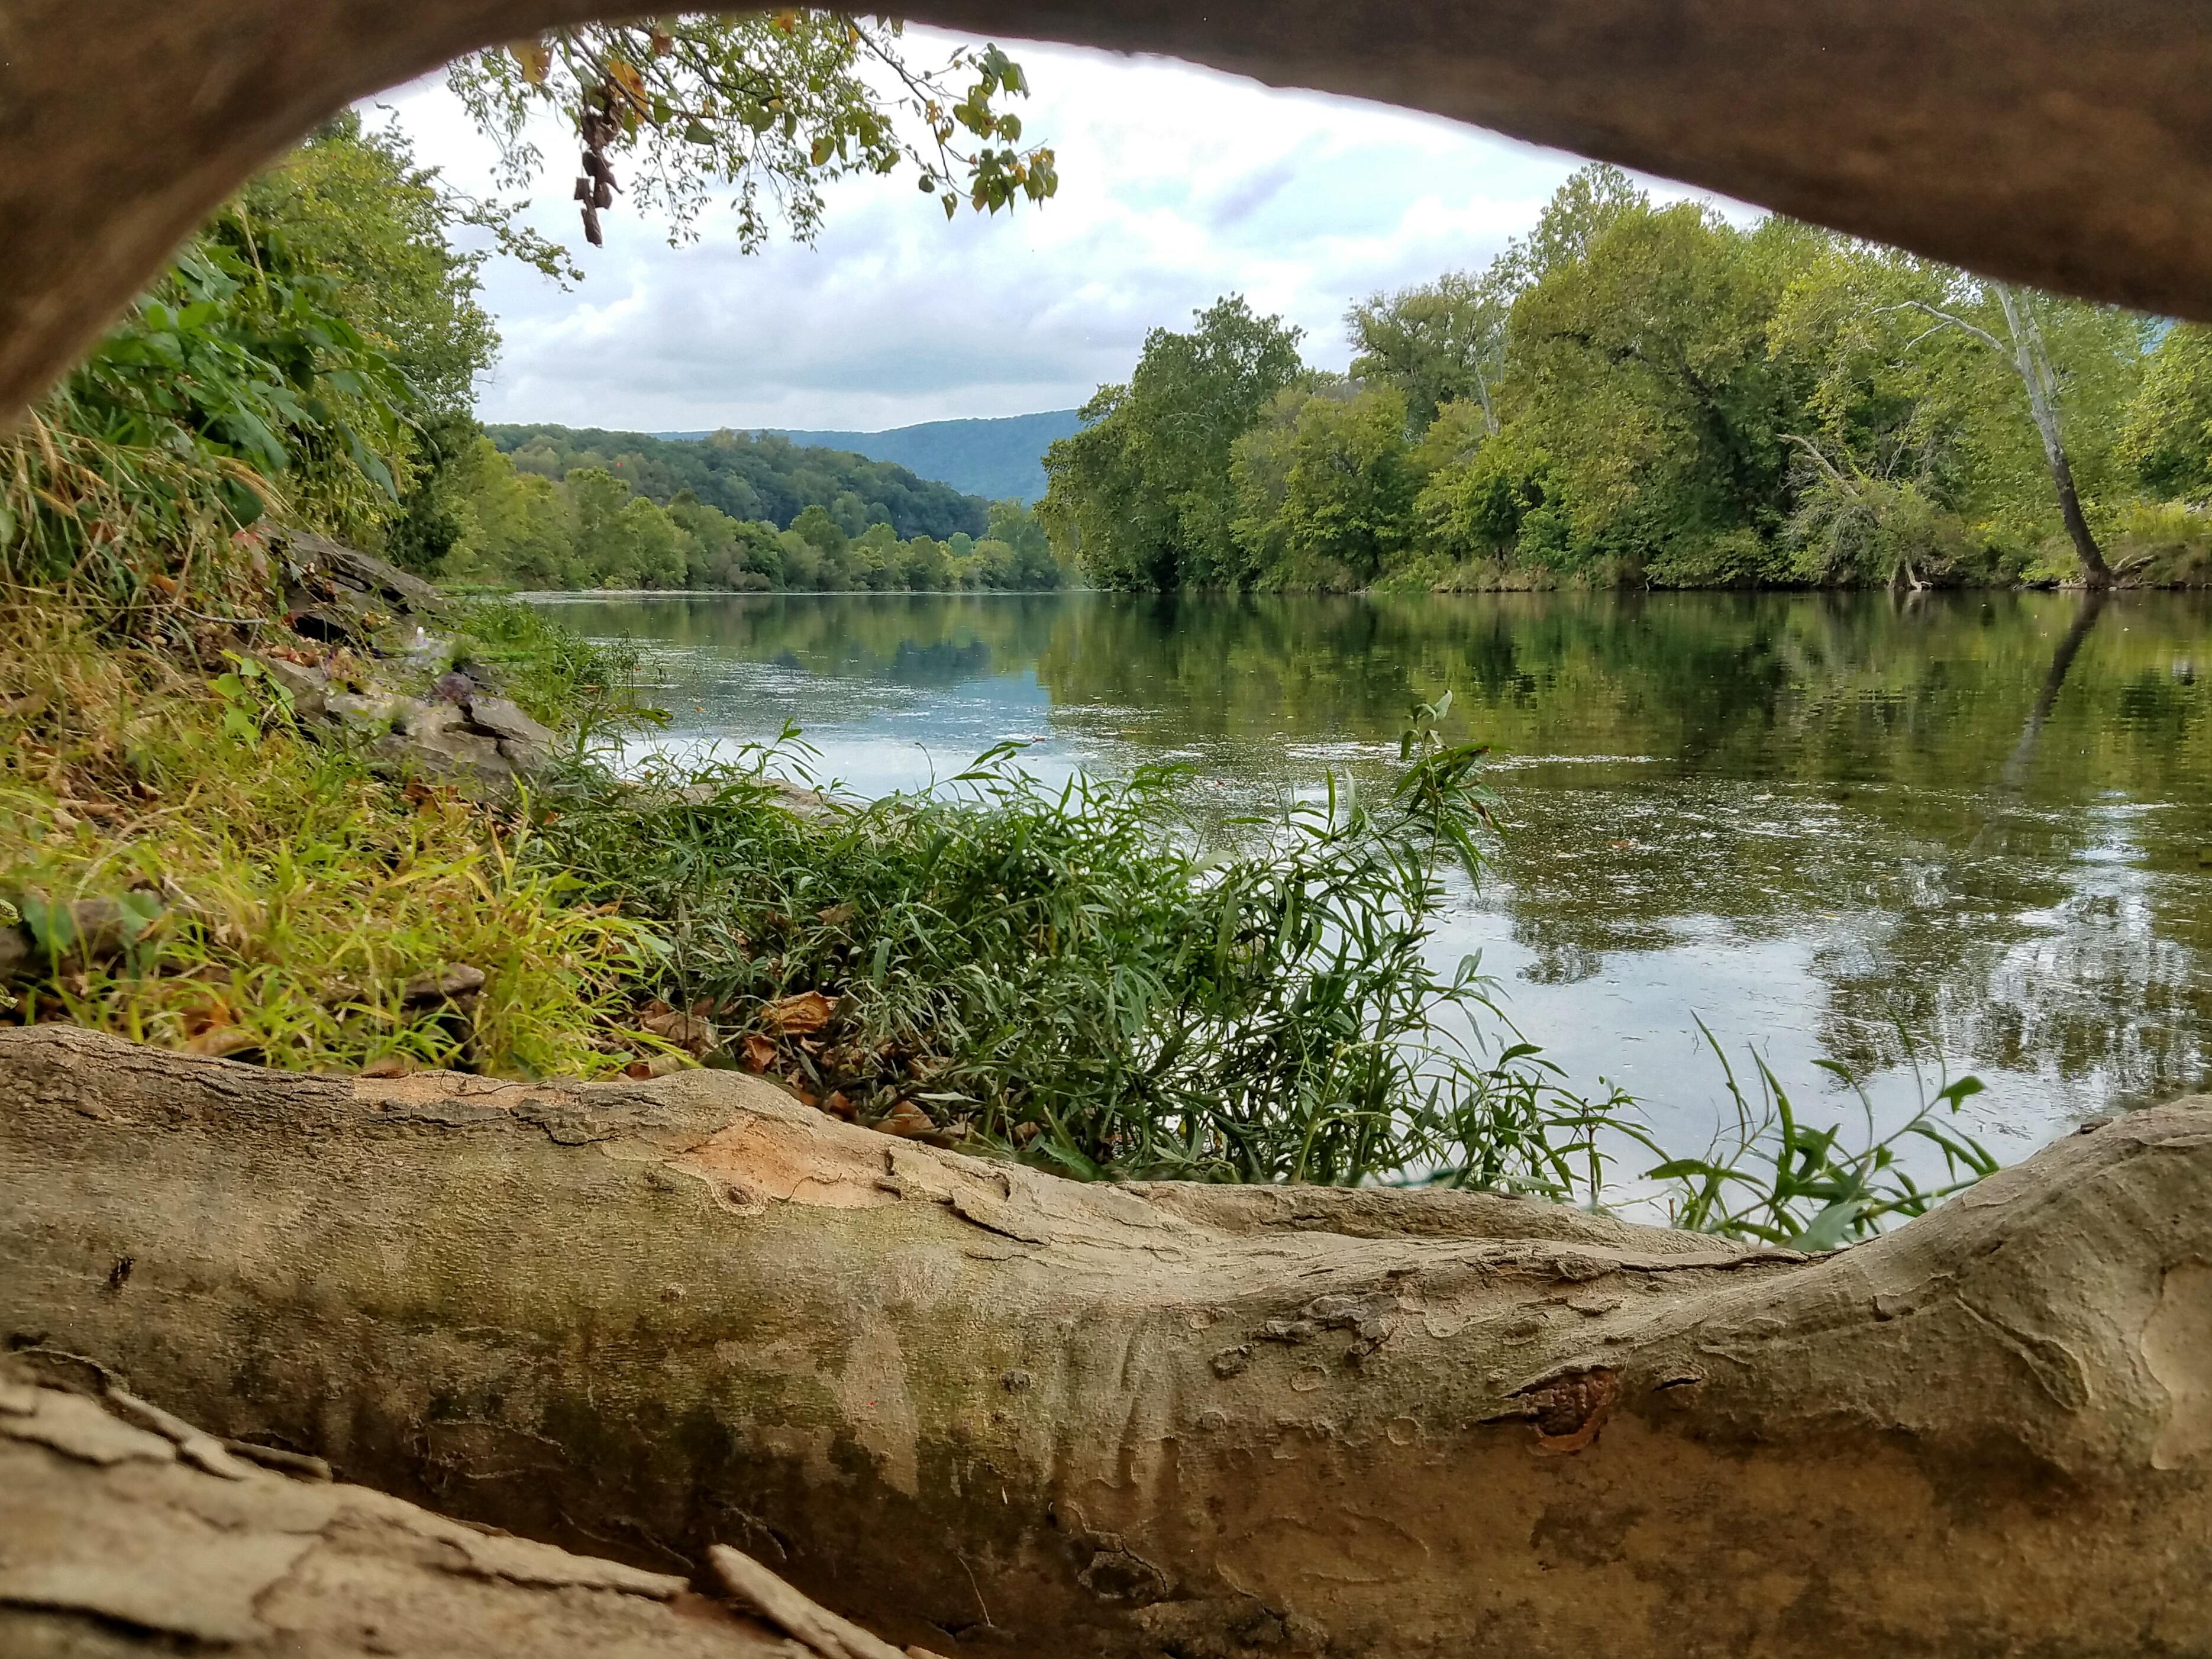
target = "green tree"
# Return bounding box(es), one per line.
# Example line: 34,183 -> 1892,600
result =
792,502 -> 849,560
2119,324 -> 2212,499
567,466 -> 639,586
242,114 -> 500,411
1868,282 -> 2143,585
620,494 -> 690,588
1772,243 -> 2146,585
1040,296 -> 1305,590
444,438 -> 578,587
1346,271 -> 1511,432
987,499 -> 1063,588
1231,385 -> 1419,589
1503,198 -> 1820,580
900,535 -> 952,590
448,20 -> 1056,254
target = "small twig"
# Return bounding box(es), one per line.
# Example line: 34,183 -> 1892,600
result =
221,1438 -> 335,1481
104,1386 -> 252,1480
706,1541 -> 908,1659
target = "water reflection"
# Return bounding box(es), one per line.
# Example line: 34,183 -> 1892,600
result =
533,588 -> 2212,1157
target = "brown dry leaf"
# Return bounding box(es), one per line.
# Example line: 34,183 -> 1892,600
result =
815,902 -> 857,928
821,1090 -> 854,1119
624,1053 -> 689,1080
359,1055 -> 414,1079
740,1034 -> 779,1072
871,1100 -> 937,1140
761,989 -> 834,1035
640,1009 -> 715,1054
180,1000 -> 232,1038
185,1027 -> 259,1060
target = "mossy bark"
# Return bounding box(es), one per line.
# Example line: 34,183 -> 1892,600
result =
2,1026 -> 2208,1657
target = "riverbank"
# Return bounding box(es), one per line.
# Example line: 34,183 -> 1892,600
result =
0,538 -> 1998,1238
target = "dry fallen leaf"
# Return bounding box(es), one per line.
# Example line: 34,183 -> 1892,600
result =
624,1053 -> 689,1080
871,1100 -> 937,1140
185,1027 -> 260,1059
740,1034 -> 779,1072
640,1008 -> 715,1054
762,989 -> 835,1035
821,1090 -> 854,1119
359,1055 -> 414,1079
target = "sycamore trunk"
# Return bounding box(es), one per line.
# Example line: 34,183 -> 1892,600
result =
2,1027 -> 2208,1657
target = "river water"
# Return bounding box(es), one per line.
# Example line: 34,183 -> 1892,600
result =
532,588 -> 2212,1164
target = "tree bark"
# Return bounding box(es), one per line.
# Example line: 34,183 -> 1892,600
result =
1994,283 -> 2114,588
0,1369 -> 815,1657
2,1026 -> 2209,1658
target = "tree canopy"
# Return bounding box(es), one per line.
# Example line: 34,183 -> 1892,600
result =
448,18 -> 1055,253
1044,167 -> 2208,595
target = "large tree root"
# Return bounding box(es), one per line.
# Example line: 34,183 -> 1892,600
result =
0,1366 -> 852,1657
2,1026 -> 2208,1657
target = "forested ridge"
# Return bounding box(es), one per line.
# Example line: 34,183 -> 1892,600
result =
469,421 -> 1073,593
1043,167 -> 2212,593
487,422 -> 989,540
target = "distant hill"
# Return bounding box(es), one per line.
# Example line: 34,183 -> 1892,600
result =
483,424 -> 987,540
658,411 -> 1082,503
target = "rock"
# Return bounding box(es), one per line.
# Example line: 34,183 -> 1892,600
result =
250,654 -> 328,722
393,698 -> 463,738
277,531 -> 444,619
498,737 -> 553,776
370,728 -> 512,795
324,690 -> 398,732
401,964 -> 485,1005
463,696 -> 554,748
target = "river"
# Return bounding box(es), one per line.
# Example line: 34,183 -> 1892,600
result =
531,587 -> 2212,1165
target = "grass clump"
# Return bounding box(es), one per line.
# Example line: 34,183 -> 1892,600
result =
0,606 -> 650,1077
544,732 -> 1618,1187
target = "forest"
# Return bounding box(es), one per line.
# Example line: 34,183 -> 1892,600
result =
1042,166 -> 2212,593
450,422 -> 1068,592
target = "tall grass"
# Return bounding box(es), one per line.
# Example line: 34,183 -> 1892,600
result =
542,731 -> 1623,1187
0,607 -> 650,1076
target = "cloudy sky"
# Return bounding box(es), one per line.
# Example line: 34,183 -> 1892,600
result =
374,31 -> 1720,434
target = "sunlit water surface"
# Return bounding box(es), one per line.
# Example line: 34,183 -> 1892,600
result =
530,588 -> 2212,1169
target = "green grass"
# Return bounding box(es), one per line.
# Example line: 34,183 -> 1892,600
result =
0,606 -> 651,1077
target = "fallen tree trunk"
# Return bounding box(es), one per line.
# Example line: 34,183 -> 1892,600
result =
1,1026 -> 2207,1657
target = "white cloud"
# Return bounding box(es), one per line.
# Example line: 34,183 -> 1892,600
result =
372,32 -> 1732,432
